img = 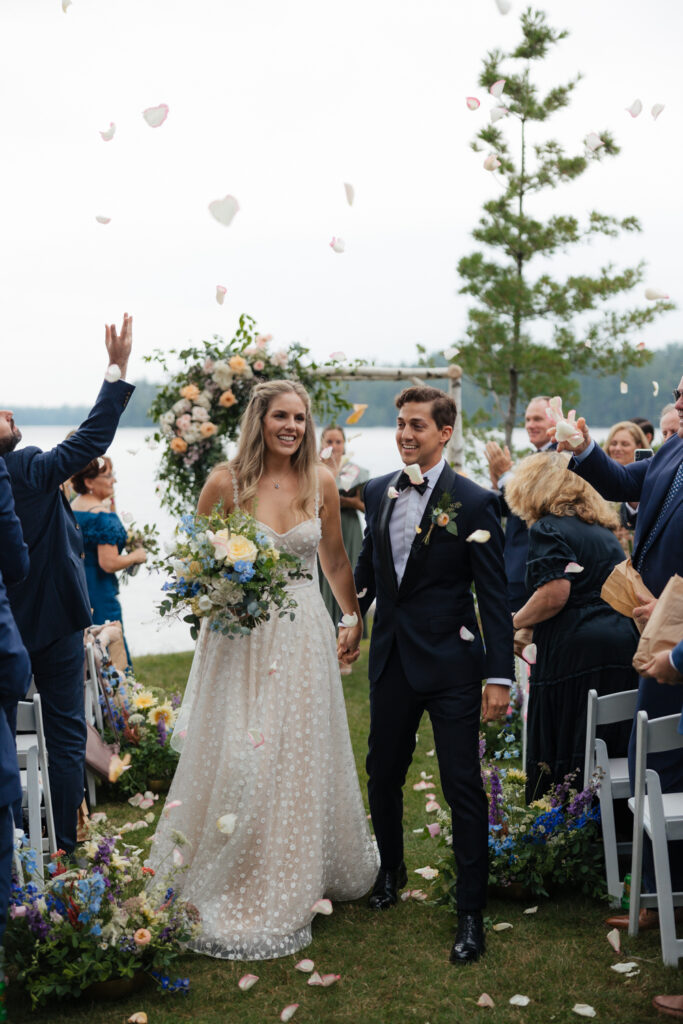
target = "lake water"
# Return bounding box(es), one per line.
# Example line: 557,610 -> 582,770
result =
18,424 -> 612,657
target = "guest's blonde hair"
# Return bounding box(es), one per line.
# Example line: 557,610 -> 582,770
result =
603,420 -> 647,457
504,451 -> 619,529
223,380 -> 318,519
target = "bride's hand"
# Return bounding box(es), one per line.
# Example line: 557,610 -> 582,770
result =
337,625 -> 361,664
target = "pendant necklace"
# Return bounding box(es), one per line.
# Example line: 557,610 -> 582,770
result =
269,470 -> 290,490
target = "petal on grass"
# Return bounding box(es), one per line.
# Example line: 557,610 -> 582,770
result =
427,822 -> 441,837
426,748 -> 435,756
477,993 -> 495,1008
611,962 -> 639,974
280,1006 -> 299,1023
320,974 -> 341,987
307,972 -> 323,986
425,799 -> 441,812
523,905 -> 538,915
295,959 -> 315,972
310,898 -> 333,916
573,1005 -> 596,1018
238,974 -> 259,991
412,781 -> 432,790
509,995 -> 530,1006
492,921 -> 513,931
606,927 -> 621,952
128,1015 -> 148,1024
142,103 -> 169,128
208,195 -> 240,226
414,866 -> 439,879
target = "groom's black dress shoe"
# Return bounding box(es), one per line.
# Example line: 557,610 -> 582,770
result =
449,912 -> 485,964
368,863 -> 408,910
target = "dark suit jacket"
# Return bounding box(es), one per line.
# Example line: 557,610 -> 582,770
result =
0,461 -> 31,806
355,462 -> 514,690
572,435 -> 683,598
2,379 -> 134,652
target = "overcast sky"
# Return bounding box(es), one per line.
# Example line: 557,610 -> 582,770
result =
2,0 -> 682,407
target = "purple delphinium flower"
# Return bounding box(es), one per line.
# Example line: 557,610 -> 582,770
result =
157,717 -> 167,747
478,734 -> 486,760
94,835 -> 117,867
25,904 -> 49,940
170,691 -> 182,710
488,766 -> 505,827
566,784 -> 595,820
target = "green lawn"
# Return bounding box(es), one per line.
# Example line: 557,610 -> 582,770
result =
7,645 -> 678,1023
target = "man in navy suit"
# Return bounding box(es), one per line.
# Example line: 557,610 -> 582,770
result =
340,386 -> 513,964
0,460 -> 32,943
0,313 -> 135,853
554,378 -> 683,927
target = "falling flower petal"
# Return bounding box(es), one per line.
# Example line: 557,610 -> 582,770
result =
653,381 -> 659,396
62,0 -> 72,10
651,103 -> 665,120
611,962 -> 639,974
490,106 -> 509,123
522,643 -> 537,665
329,236 -> 345,253
620,381 -> 628,395
238,974 -> 259,991
414,866 -> 439,879
329,350 -> 346,360
427,822 -> 441,838
637,341 -> 646,350
478,993 -> 495,1008
341,612 -> 358,628
105,364 -> 121,383
523,905 -> 538,915
320,446 -> 333,460
425,799 -> 441,812
128,1015 -> 148,1024
99,122 -> 116,142
146,439 -> 158,450
307,972 -> 324,986
460,626 -> 475,642
585,132 -> 604,151
280,1005 -> 299,1022
404,463 -> 424,485
443,345 -> 460,360
387,486 -> 400,499
209,194 -> 240,226
489,79 -> 506,99
357,588 -> 368,598
216,285 -> 227,305
217,813 -> 237,835
573,1005 -> 596,1018
564,562 -> 584,574
346,403 -> 368,425
494,0 -> 511,11
295,959 -> 315,972
467,530 -> 491,543
142,103 -> 169,128
108,753 -> 131,782
626,99 -> 642,118
483,154 -> 501,171
126,448 -> 140,455
172,847 -> 183,866
96,216 -> 111,225
492,922 -> 513,931
311,898 -> 333,916
320,974 -> 341,987
344,182 -> 355,206
247,730 -> 265,749
645,287 -> 669,300
466,97 -> 480,110
509,995 -> 530,1006
606,928 -> 621,953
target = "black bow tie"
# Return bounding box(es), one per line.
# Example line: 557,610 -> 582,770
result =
396,471 -> 429,495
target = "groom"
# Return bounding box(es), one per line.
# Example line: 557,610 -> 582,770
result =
341,386 -> 513,964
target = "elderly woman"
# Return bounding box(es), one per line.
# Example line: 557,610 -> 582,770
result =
505,452 -> 639,803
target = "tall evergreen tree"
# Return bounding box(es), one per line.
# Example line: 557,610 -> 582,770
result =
455,7 -> 673,445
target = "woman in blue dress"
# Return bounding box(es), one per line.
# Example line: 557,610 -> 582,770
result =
70,457 -> 147,665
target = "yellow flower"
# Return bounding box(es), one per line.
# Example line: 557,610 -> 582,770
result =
199,421 -> 218,438
530,797 -> 551,811
180,383 -> 200,401
150,702 -> 176,727
170,437 -> 188,454
228,354 -> 247,374
266,546 -> 280,562
437,512 -> 450,527
133,691 -> 157,710
219,389 -> 237,408
226,534 -> 258,564
506,768 -> 527,784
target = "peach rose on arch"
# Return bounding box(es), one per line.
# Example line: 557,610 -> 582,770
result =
219,390 -> 237,408
200,422 -> 219,438
180,383 -> 201,402
170,437 -> 188,454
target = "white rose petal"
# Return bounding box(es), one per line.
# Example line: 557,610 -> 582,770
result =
295,959 -> 315,972
443,346 -> 460,360
490,106 -> 509,123
466,97 -> 480,111
216,285 -> 227,305
611,961 -> 639,974
477,993 -> 495,1008
310,898 -> 333,915
523,905 -> 538,915
645,288 -> 669,300
341,613 -> 358,627
320,446 -> 333,460
483,154 -> 501,171
466,530 -> 491,544
460,626 -> 475,642
494,0 -> 511,11
606,927 -> 620,952
356,588 -> 367,599
197,595 -> 212,612
142,103 -> 169,128
653,381 -> 659,397
522,643 -> 537,665
99,122 -> 116,142
209,194 -> 240,226
238,973 -> 258,991
492,921 -> 513,931
509,995 -> 530,1006
573,1005 -> 596,1018
329,236 -> 345,253
626,98 -> 642,118
585,132 -> 604,152
344,182 -> 355,206
280,1005 -> 299,1022
414,866 -> 438,880
217,813 -> 237,835
404,463 -> 424,485
105,364 -> 121,383
651,103 -> 665,120
388,486 -> 399,499
96,216 -> 111,225
489,79 -> 506,99
564,562 -> 584,573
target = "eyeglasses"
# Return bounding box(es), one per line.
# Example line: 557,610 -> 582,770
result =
673,390 -> 683,403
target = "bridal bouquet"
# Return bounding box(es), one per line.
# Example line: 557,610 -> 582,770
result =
158,507 -> 309,639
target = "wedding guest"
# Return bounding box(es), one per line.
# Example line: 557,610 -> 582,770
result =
0,461 -> 31,947
604,420 -> 648,556
485,396 -> 553,612
0,313 -> 135,853
660,403 -> 679,444
631,416 -> 655,447
71,456 -> 146,666
505,452 -> 639,802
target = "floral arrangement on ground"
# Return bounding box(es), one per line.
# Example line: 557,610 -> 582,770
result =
5,822 -> 200,1008
144,313 -> 356,515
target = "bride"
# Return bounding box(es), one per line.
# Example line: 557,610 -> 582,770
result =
149,379 -> 378,960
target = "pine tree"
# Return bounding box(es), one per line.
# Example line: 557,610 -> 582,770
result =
455,7 -> 673,445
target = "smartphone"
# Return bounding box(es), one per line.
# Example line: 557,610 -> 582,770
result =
634,448 -> 654,461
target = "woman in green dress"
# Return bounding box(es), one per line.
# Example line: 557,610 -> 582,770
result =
317,425 -> 368,663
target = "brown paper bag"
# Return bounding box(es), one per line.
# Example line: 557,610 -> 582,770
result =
600,559 -> 655,631
632,574 -> 683,673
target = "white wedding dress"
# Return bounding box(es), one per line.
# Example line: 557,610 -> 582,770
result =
149,482 -> 378,960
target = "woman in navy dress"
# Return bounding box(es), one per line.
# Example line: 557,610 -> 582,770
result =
70,457 -> 147,665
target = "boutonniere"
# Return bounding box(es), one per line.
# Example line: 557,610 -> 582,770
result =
423,492 -> 462,545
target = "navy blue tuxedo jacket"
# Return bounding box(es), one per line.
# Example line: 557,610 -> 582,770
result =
572,435 -> 683,598
355,462 -> 514,690
0,460 -> 31,806
2,379 -> 134,652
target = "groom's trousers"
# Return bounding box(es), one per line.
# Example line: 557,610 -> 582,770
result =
366,642 -> 488,912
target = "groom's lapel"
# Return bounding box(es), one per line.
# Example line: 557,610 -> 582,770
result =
398,463 -> 455,596
377,471 -> 402,596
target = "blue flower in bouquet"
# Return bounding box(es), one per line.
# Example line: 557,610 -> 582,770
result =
234,560 -> 255,582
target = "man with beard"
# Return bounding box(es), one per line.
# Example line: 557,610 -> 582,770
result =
0,314 -> 135,853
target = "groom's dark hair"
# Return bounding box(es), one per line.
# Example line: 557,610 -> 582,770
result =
395,386 -> 456,431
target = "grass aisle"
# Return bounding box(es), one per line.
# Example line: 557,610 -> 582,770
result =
8,647 -> 675,1023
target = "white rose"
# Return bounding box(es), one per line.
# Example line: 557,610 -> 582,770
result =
172,398 -> 191,415
195,391 -> 212,409
212,361 -> 234,390
160,411 -> 176,426
191,405 -> 210,422
226,534 -> 258,564
171,559 -> 187,574
197,595 -> 213,613
182,425 -> 202,444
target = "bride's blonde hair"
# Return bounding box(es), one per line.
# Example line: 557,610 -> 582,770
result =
226,379 -> 318,518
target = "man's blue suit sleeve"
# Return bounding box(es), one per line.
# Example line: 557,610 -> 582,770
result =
671,639 -> 683,675
0,461 -> 28,586
571,440 -> 648,502
13,378 -> 134,493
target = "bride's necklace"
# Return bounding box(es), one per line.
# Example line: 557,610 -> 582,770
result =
268,469 -> 292,490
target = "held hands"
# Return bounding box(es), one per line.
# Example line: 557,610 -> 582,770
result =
481,683 -> 510,723
337,625 -> 361,665
550,416 -> 591,455
484,442 -> 512,488
105,312 -> 133,380
641,648 -> 683,685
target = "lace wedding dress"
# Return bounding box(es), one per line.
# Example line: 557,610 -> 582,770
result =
149,483 -> 378,960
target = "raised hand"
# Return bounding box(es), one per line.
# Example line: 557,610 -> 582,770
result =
485,441 -> 513,487
551,415 -> 591,455
105,312 -> 133,380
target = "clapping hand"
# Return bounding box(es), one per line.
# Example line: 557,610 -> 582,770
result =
484,442 -> 512,488
105,312 -> 133,380
550,416 -> 591,455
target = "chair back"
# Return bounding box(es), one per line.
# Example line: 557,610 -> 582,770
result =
584,687 -> 638,788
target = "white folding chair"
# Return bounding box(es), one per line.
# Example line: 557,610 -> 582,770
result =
584,687 -> 638,907
83,641 -> 104,806
15,694 -> 57,880
628,710 -> 683,966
